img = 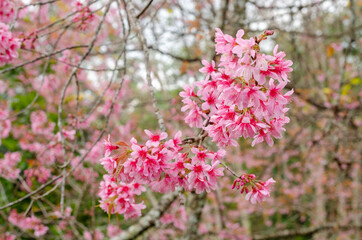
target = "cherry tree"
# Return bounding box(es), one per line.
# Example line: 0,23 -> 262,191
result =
0,0 -> 360,240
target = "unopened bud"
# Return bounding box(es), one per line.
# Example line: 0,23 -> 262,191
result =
264,30 -> 274,36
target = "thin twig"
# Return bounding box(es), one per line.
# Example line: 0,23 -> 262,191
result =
58,2 -> 112,215
127,0 -> 166,132
136,0 -> 154,19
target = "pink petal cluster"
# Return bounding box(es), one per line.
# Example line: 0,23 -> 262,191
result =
19,30 -> 38,50
98,175 -> 146,219
98,130 -> 225,218
8,210 -> 48,237
122,130 -> 224,194
30,110 -> 55,138
0,106 -> 11,144
180,29 -> 293,147
52,206 -> 73,230
24,166 -> 52,186
0,152 -> 21,180
98,138 -> 146,219
107,225 -> 122,238
160,205 -> 188,230
0,23 -> 20,65
0,0 -> 15,23
232,174 -> 276,204
0,232 -> 16,240
97,29 -> 293,219
84,230 -> 104,240
72,1 -> 95,31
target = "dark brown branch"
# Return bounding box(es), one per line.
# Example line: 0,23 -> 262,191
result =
149,46 -> 201,62
248,0 -> 327,10
136,0 -> 154,19
219,0 -> 230,31
253,223 -> 362,240
0,45 -> 88,74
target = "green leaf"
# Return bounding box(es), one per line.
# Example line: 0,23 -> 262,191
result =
0,136 -> 19,152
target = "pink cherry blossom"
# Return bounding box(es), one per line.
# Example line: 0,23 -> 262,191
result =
107,225 -> 122,238
214,28 -> 235,54
245,178 -> 276,204
0,152 -> 21,180
0,23 -> 20,65
145,129 -> 167,147
8,210 -> 48,237
0,0 -> 14,23
180,29 -> 293,148
103,135 -> 119,157
0,106 -> 11,144
199,60 -> 216,81
232,175 -> 276,204
97,29 -> 292,220
72,1 -> 95,31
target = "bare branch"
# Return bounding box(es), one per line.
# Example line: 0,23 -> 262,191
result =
126,0 -> 166,132
58,2 -> 112,215
111,188 -> 182,240
136,0 -> 154,19
253,223 -> 362,240
182,191 -> 207,240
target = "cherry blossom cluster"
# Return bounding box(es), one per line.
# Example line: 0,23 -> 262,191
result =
84,230 -> 104,240
180,29 -> 293,147
106,225 -> 122,238
0,105 -> 11,144
0,152 -> 21,180
0,0 -> 15,23
0,23 -> 20,65
19,30 -> 38,50
8,210 -> 48,237
160,204 -> 188,231
98,174 -> 146,219
98,28 -> 293,219
231,174 -> 276,204
72,1 -> 95,31
0,232 -> 16,240
98,130 -> 225,218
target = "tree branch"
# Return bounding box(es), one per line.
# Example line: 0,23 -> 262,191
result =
111,188 -> 182,240
182,191 -> 207,240
253,223 -> 362,240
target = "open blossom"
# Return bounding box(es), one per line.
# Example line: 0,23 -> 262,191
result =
144,129 -> 167,147
103,135 -> 119,157
232,175 -> 276,204
199,60 -> 216,81
215,28 -> 235,54
267,44 -> 293,82
0,23 -> 20,65
245,178 -> 276,204
180,29 -> 293,148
